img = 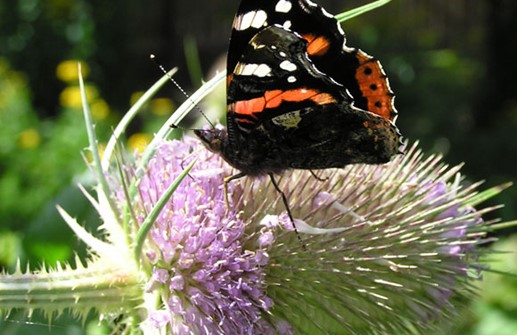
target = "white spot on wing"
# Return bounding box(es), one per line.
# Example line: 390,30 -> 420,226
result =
255,63 -> 272,77
287,76 -> 297,83
275,0 -> 292,13
280,60 -> 297,72
235,63 -> 272,77
282,20 -> 292,30
234,10 -> 268,31
251,10 -> 268,28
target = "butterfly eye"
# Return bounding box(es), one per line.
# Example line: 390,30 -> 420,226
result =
194,129 -> 226,153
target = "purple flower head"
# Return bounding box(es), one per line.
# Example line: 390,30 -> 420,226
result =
129,137 -> 280,335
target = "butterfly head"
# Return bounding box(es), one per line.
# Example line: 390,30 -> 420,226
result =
194,128 -> 228,155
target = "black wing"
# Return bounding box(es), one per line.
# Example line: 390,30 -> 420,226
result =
223,25 -> 400,175
228,0 -> 397,121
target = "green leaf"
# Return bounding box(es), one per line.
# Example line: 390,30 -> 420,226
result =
78,63 -> 118,216
133,158 -> 197,263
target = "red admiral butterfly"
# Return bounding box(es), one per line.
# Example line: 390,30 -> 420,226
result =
195,0 -> 401,237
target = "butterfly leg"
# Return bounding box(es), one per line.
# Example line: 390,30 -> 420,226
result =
309,169 -> 329,182
268,173 -> 305,249
223,172 -> 247,211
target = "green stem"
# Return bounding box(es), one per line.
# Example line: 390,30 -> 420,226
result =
0,264 -> 142,318
335,0 -> 392,22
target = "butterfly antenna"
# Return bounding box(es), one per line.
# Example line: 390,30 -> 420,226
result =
150,54 -> 214,128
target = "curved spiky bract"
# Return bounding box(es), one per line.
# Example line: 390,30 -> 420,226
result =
234,142 -> 499,334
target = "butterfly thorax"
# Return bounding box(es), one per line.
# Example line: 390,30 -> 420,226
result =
195,127 -> 287,176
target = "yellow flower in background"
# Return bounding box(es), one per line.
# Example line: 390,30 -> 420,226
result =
60,85 -> 98,109
128,133 -> 152,153
18,128 -> 41,149
56,60 -> 89,82
129,93 -> 174,116
130,92 -> 144,106
59,86 -> 82,108
150,98 -> 174,116
91,99 -> 110,120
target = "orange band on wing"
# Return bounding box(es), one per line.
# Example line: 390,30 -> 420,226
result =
231,89 -> 337,117
265,89 -> 336,108
303,34 -> 331,56
311,92 -> 336,104
231,97 -> 266,116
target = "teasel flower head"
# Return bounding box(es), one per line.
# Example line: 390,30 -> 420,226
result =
122,130 -> 501,334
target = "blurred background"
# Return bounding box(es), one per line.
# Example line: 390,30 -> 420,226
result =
1,0 -> 516,334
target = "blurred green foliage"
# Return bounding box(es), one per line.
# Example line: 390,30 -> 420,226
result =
473,237 -> 517,335
0,0 -> 516,334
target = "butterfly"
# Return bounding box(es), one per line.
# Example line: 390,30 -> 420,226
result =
195,0 -> 401,239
